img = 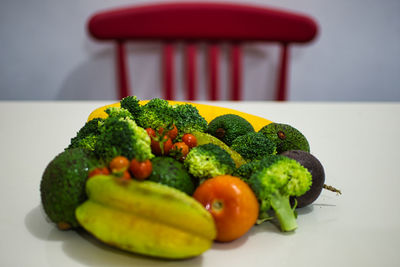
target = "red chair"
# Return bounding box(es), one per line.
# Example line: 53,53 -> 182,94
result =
87,2 -> 318,101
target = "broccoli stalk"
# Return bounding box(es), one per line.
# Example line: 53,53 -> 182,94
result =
248,155 -> 312,232
269,190 -> 297,231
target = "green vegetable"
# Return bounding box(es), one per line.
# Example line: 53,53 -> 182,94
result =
67,118 -> 104,151
192,131 -> 246,168
105,106 -> 135,120
135,98 -> 175,130
148,157 -> 195,195
231,132 -> 277,161
95,114 -> 153,162
207,114 -> 255,146
184,143 -> 235,180
120,96 -> 142,118
247,155 -> 312,232
258,123 -> 310,153
172,103 -> 208,135
40,148 -> 99,229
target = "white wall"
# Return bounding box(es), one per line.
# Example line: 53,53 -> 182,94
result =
1,0 -> 399,101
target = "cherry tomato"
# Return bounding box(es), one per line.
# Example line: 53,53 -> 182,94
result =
193,175 -> 259,242
88,167 -> 110,178
109,156 -> 130,173
171,142 -> 190,160
151,136 -> 173,156
130,159 -> 153,180
146,128 -> 156,137
120,170 -> 132,180
182,133 -> 197,148
158,124 -> 178,141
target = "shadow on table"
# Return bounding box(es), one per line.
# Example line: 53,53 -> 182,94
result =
25,205 -> 204,266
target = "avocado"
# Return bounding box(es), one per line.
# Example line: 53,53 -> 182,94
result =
148,157 -> 195,195
258,123 -> 310,154
207,114 -> 255,146
281,150 -> 325,208
40,148 -> 99,229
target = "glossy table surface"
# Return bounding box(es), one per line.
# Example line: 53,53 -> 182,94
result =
1,101 -> 399,267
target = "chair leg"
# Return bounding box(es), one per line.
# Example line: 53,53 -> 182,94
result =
277,43 -> 289,101
163,43 -> 174,100
186,44 -> 197,100
116,41 -> 130,99
208,44 -> 219,101
231,44 -> 241,101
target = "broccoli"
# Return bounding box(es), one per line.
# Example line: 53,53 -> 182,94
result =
148,157 -> 195,195
135,98 -> 175,130
95,115 -> 153,162
67,118 -> 104,151
120,96 -> 142,118
172,104 -> 208,134
184,143 -> 235,180
105,106 -> 135,120
231,132 -> 277,161
247,155 -> 312,232
233,158 -> 264,182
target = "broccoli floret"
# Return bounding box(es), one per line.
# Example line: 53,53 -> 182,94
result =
120,96 -> 142,118
135,98 -> 175,130
68,118 -> 104,151
231,132 -> 277,161
234,159 -> 264,181
148,157 -> 195,195
248,155 -> 312,232
95,116 -> 153,162
172,104 -> 208,134
105,106 -> 135,120
184,143 -> 235,180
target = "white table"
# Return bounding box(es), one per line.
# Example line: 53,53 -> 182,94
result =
1,101 -> 399,267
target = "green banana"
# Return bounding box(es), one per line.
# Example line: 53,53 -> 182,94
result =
75,175 -> 216,259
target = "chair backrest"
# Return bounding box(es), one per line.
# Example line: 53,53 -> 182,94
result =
88,2 -> 318,101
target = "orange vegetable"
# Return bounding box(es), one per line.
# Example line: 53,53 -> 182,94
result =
171,142 -> 190,160
193,175 -> 259,242
88,167 -> 110,178
109,156 -> 130,173
130,159 -> 153,180
182,133 -> 197,148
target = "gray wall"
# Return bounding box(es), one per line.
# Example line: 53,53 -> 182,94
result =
1,0 -> 399,101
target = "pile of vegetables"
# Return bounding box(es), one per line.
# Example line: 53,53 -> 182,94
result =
40,96 -> 340,259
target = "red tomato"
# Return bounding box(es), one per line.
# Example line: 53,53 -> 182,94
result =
158,124 -> 178,141
193,175 -> 259,242
130,159 -> 153,180
120,170 -> 132,180
146,127 -> 156,136
182,133 -> 197,148
109,156 -> 130,173
171,142 -> 190,160
151,136 -> 173,156
88,167 -> 110,178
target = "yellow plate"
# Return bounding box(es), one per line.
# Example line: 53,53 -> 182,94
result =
87,100 -> 272,132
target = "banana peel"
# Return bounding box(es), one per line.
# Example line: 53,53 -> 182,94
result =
76,175 -> 216,259
87,100 -> 272,132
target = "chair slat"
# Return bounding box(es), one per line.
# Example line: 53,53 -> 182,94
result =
116,41 -> 130,99
277,43 -> 289,101
163,43 -> 174,100
231,44 -> 241,101
208,44 -> 219,100
185,44 -> 196,100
